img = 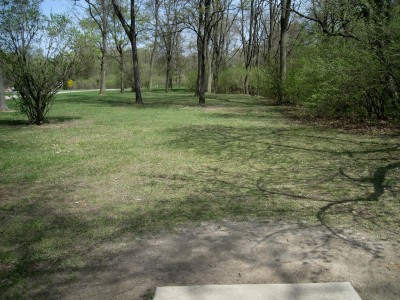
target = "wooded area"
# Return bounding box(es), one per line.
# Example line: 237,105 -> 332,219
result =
1,2 -> 399,297
1,0 -> 400,123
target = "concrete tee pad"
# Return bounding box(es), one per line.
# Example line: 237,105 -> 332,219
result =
154,282 -> 362,300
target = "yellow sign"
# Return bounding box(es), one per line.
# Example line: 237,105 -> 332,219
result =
67,79 -> 74,89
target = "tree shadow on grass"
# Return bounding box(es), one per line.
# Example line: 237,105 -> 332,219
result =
0,119 -> 29,126
59,93 -> 134,107
1,156 -> 398,299
58,91 -> 198,108
316,162 -> 400,242
162,123 -> 400,239
45,116 -> 81,124
0,116 -> 80,127
0,181 -> 96,297
57,91 -> 264,110
164,124 -> 399,159
1,108 -> 399,299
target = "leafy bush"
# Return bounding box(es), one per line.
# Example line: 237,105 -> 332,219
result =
0,3 -> 76,124
186,70 -> 198,93
285,36 -> 399,120
218,66 -> 246,94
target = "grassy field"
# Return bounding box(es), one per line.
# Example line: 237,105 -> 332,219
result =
0,90 -> 399,296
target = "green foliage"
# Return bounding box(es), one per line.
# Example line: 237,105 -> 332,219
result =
218,66 -> 246,93
282,0 -> 400,120
73,29 -> 100,79
285,33 -> 400,120
0,1 -> 77,124
186,69 -> 198,92
257,64 -> 280,100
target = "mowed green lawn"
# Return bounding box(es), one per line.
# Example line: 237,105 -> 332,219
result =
0,90 -> 399,295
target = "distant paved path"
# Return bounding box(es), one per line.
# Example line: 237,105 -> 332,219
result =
4,89 -> 120,99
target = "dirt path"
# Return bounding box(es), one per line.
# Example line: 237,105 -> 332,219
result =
34,221 -> 399,300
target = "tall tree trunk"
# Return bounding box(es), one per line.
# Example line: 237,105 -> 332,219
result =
195,35 -> 202,97
0,65 -> 9,111
244,68 -> 250,94
198,37 -> 207,104
241,0 -> 259,95
165,48 -> 173,92
267,1 -> 276,64
99,0 -> 107,96
197,0 -> 212,104
149,0 -> 160,92
212,64 -> 220,94
118,48 -> 125,93
131,34 -> 142,104
245,0 -> 255,95
279,0 -> 291,103
86,0 -> 109,96
112,0 -> 143,104
211,0 -> 230,94
99,31 -> 107,95
207,49 -> 212,93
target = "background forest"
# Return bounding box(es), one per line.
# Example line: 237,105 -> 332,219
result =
1,0 -> 400,122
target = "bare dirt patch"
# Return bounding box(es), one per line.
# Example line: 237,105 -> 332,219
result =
33,221 -> 399,300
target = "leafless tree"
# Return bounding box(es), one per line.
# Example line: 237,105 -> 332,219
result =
110,7 -> 129,93
278,0 -> 292,102
240,0 -> 264,94
209,0 -> 238,93
148,0 -> 161,92
112,0 -> 143,104
185,0 -> 224,104
159,0 -> 182,92
82,0 -> 111,95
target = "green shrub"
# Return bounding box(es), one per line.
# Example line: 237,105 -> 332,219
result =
186,70 -> 198,92
285,36 -> 397,120
218,66 -> 245,94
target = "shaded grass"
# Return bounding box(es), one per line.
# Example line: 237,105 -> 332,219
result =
0,90 -> 399,296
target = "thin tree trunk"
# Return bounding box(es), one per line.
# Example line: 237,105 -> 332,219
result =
279,0 -> 291,103
165,53 -> 172,92
213,66 -> 219,94
207,49 -> 212,93
99,32 -> 107,95
195,35 -> 202,97
267,1 -> 276,64
112,0 -> 143,104
244,0 -> 253,95
165,32 -> 173,92
131,36 -> 142,104
86,0 -> 108,96
197,0 -> 211,104
119,49 -> 125,93
149,0 -> 160,92
198,38 -> 207,104
211,0 -> 229,94
100,1 -> 107,95
0,66 -> 9,111
241,0 -> 256,95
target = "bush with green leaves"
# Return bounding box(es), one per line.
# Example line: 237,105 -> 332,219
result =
0,0 -> 77,124
218,66 -> 246,94
285,34 -> 400,120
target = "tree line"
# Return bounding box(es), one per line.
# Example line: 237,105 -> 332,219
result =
1,0 -> 399,124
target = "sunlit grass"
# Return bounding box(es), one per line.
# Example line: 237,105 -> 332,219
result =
0,89 -> 399,296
